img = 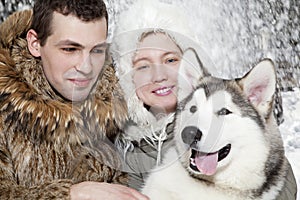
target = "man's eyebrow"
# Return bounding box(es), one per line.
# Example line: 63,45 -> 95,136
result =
55,40 -> 107,49
93,42 -> 107,49
55,40 -> 84,48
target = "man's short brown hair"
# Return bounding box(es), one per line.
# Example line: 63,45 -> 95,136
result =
31,0 -> 108,46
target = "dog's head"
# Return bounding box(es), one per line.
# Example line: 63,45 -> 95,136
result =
174,49 -> 279,188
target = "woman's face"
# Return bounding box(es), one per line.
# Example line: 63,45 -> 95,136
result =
132,33 -> 182,116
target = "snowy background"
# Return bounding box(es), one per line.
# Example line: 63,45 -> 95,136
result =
280,88 -> 300,199
1,0 -> 299,198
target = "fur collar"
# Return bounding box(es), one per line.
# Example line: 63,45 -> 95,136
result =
0,10 -> 127,147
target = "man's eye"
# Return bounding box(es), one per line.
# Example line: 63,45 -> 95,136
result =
91,48 -> 105,54
217,108 -> 232,116
62,47 -> 77,52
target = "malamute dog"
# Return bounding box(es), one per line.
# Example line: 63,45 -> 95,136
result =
142,49 -> 287,200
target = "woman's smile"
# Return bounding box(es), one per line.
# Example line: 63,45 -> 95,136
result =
152,86 -> 175,96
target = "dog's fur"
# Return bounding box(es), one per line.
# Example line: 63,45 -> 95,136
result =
142,49 -> 287,200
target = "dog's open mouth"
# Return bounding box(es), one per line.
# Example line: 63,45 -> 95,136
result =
189,144 -> 231,175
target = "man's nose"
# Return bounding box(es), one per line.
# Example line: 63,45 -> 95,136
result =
77,52 -> 92,74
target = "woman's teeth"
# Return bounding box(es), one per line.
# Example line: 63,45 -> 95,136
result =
155,87 -> 171,94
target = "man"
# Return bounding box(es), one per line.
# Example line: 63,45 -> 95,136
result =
0,0 -> 148,199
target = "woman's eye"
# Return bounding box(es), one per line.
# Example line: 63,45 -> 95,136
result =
166,58 -> 178,64
217,108 -> 232,116
135,65 -> 149,71
133,61 -> 151,71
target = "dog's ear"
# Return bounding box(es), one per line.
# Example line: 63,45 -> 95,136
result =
237,59 -> 276,117
177,48 -> 209,102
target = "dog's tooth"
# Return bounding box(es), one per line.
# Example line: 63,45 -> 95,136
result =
190,158 -> 196,166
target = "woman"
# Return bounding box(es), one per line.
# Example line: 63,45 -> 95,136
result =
111,0 -> 297,199
111,0 -> 199,189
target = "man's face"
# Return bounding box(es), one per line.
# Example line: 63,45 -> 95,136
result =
37,12 -> 107,101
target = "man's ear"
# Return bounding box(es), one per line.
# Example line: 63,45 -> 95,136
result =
26,29 -> 41,57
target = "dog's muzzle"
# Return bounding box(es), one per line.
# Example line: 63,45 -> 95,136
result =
181,126 -> 231,175
181,126 -> 202,148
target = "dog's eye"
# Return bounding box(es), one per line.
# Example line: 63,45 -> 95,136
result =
217,108 -> 232,116
190,105 -> 197,113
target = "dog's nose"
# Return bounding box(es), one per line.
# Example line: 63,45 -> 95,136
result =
181,126 -> 202,146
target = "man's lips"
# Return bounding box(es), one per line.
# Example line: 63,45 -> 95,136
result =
152,86 -> 174,96
68,78 -> 92,87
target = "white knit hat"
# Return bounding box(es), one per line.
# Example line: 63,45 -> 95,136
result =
110,0 -> 201,128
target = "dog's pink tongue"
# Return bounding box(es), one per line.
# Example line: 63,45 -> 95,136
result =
195,152 -> 218,175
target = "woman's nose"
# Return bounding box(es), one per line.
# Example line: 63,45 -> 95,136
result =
151,64 -> 167,83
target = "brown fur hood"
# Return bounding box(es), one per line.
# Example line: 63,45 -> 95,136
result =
0,9 -> 128,146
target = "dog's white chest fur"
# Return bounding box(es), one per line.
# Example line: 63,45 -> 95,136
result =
142,148 -> 249,200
